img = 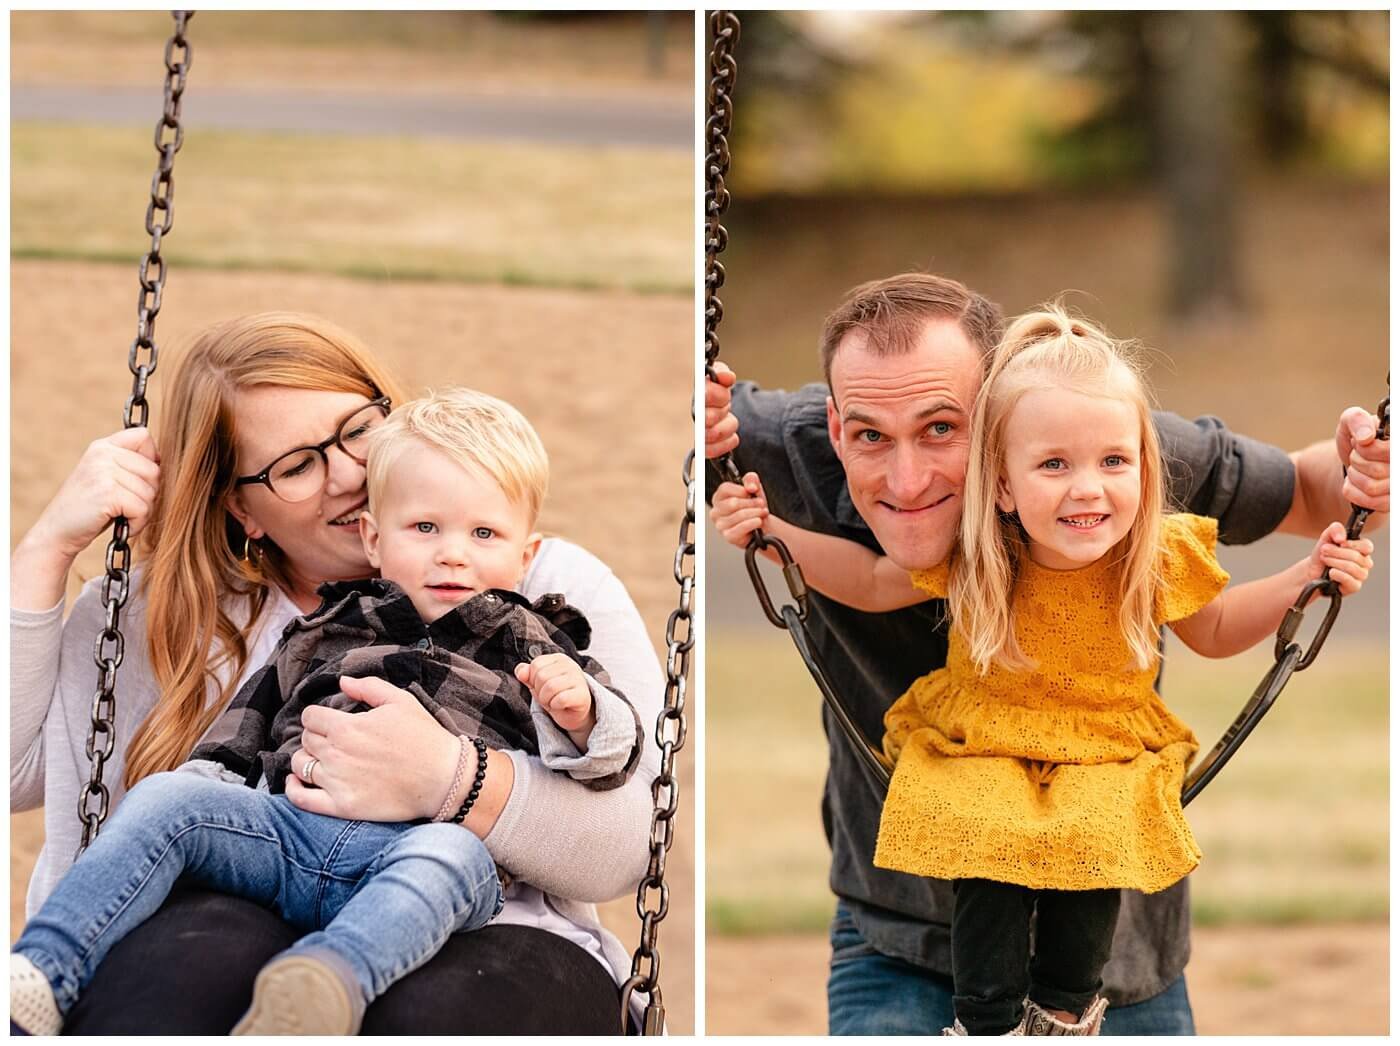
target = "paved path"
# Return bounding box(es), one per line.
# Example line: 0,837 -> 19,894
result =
12,84 -> 692,149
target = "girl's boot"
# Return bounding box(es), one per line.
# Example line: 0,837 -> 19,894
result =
1023,996 -> 1108,1035
943,1013 -> 1027,1035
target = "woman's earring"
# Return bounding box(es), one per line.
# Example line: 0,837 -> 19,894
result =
240,536 -> 263,569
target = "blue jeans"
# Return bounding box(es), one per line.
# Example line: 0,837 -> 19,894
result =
827,902 -> 1196,1035
15,771 -> 503,1016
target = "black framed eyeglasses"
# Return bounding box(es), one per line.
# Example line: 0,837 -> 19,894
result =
234,396 -> 392,503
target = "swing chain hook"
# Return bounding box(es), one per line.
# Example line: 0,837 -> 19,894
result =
744,530 -> 810,629
1272,383 -> 1388,672
79,11 -> 194,856
1192,381 -> 1389,805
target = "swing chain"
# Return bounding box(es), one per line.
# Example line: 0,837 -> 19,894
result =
621,448 -> 695,1035
1272,385 -> 1390,670
704,11 -> 811,632
79,11 -> 194,856
1184,381 -> 1389,805
704,10 -> 740,383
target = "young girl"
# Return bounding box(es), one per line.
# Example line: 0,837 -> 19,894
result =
711,306 -> 1373,1036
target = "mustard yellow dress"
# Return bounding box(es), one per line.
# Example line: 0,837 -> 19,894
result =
873,513 -> 1229,894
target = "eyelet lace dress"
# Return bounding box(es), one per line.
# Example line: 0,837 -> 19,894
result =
873,513 -> 1229,894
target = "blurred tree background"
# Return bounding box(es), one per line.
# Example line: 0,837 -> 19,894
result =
721,10 -> 1386,320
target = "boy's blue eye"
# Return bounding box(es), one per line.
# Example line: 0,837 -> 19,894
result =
858,429 -> 883,443
415,522 -> 435,534
929,421 -> 953,437
473,527 -> 494,540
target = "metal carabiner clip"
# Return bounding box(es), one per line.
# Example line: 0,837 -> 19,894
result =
1273,576 -> 1342,671
744,530 -> 809,630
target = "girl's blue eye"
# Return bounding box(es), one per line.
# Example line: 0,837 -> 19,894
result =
415,522 -> 435,534
1104,455 -> 1125,468
1041,458 -> 1065,471
473,527 -> 494,540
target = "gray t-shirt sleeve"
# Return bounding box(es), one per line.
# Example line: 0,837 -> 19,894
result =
1155,410 -> 1296,544
705,382 -> 802,505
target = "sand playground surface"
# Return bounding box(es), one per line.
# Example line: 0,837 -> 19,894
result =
10,259 -> 696,1033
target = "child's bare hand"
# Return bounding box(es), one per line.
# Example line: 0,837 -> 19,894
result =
1310,521 -> 1374,595
711,472 -> 769,547
515,654 -> 594,733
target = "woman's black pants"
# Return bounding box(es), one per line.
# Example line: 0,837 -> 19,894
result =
951,878 -> 1121,1035
61,885 -> 624,1034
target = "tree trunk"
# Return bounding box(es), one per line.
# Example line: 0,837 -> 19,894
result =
1148,11 -> 1244,320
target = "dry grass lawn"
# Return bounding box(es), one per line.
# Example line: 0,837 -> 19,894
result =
12,124 -> 693,294
11,11 -> 694,97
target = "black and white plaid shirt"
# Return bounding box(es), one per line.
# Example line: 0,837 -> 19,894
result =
191,578 -> 642,795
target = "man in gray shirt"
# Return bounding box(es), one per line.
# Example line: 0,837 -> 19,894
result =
704,272 -> 1388,1034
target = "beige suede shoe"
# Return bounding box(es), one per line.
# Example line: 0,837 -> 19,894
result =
231,953 -> 365,1036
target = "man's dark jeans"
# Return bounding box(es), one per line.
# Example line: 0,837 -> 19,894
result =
827,901 -> 1196,1035
951,879 -> 1120,1034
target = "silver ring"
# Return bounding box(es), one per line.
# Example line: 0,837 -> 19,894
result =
300,757 -> 319,785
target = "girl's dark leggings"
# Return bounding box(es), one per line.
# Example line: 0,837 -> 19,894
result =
951,878 -> 1121,1035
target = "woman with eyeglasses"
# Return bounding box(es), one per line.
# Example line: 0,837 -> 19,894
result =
11,312 -> 661,1034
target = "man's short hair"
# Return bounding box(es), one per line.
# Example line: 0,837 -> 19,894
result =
818,273 -> 1005,388
366,387 -> 548,525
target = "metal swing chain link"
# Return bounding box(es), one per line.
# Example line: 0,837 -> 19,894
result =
79,11 -> 193,856
702,11 -> 812,634
1182,382 -> 1389,805
620,454 -> 694,1035
704,11 -> 739,391
616,21 -> 721,1028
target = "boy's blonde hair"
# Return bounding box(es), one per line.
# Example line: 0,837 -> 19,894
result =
950,303 -> 1167,674
366,387 -> 549,525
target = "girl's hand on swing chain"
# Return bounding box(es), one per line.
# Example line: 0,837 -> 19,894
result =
705,361 -> 740,459
711,472 -> 769,547
287,675 -> 488,825
1310,521 -> 1374,596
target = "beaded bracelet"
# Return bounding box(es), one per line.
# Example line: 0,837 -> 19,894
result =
432,735 -> 472,823
450,737 -> 489,825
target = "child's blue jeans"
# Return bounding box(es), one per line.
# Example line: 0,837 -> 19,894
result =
14,770 -> 503,1017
